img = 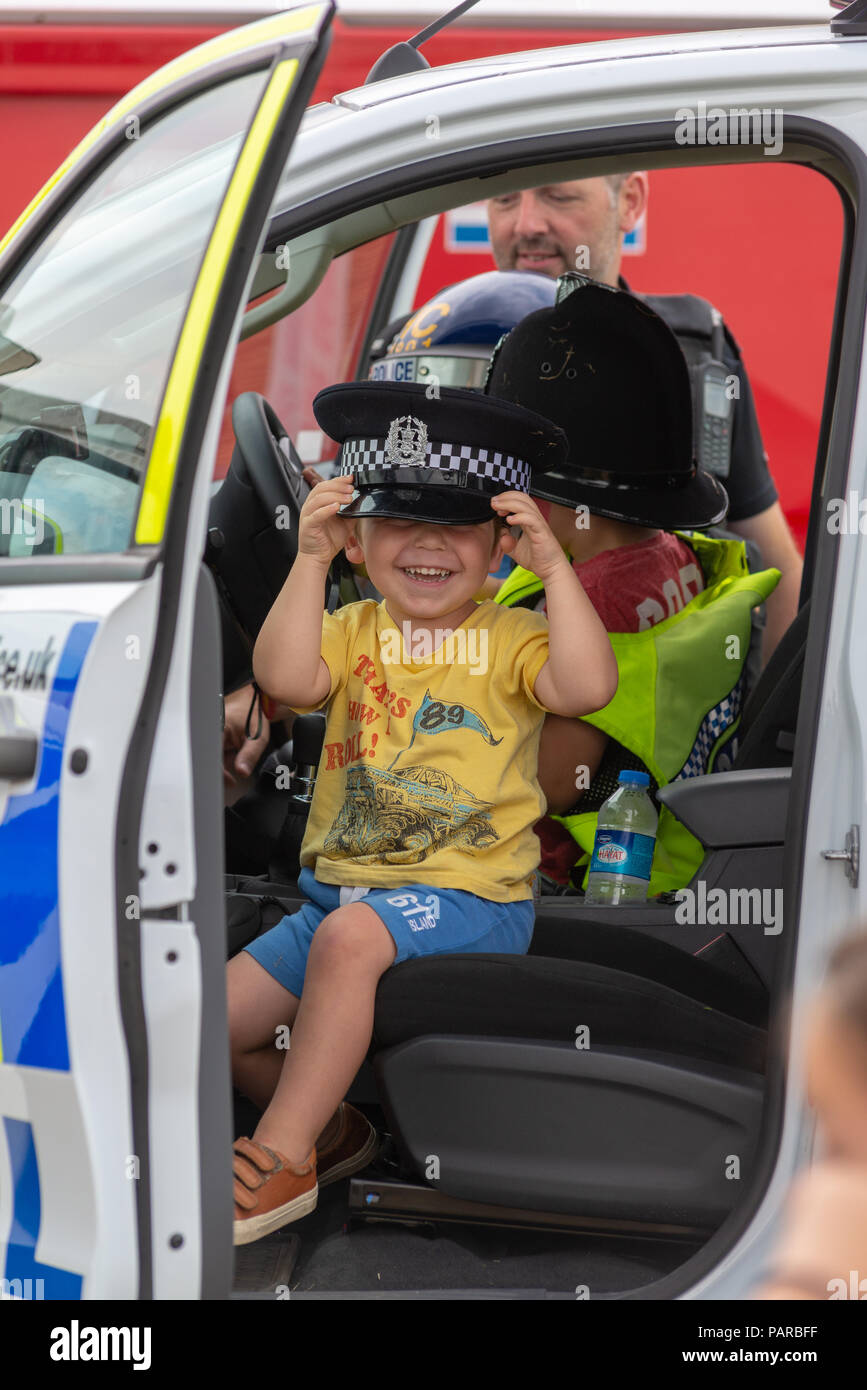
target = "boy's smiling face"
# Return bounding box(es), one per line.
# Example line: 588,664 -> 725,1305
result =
344,514 -> 506,628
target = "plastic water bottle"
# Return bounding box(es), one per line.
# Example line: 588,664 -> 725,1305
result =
584,770 -> 658,905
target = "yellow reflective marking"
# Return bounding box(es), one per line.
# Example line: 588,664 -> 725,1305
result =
110,7 -> 322,128
43,515 -> 63,555
19,503 -> 63,555
0,4 -> 326,261
134,58 -> 299,545
390,300 -> 451,355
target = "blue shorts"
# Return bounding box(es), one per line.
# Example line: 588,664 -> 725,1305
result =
244,865 -> 535,998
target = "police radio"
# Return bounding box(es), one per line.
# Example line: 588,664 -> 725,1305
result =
693,310 -> 733,480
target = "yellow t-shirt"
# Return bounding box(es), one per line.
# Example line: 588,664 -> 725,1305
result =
290,598 -> 554,902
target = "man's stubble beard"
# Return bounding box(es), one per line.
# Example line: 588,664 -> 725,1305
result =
497,219 -> 623,285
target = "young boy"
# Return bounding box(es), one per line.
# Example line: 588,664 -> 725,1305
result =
484,278 -> 780,895
228,381 -> 618,1244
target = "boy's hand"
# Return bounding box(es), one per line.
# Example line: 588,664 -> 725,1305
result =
298,474 -> 357,568
490,491 -> 569,583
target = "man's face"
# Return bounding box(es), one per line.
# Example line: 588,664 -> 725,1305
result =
487,177 -> 627,283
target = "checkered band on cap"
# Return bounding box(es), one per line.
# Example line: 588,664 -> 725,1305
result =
339,436 -> 531,492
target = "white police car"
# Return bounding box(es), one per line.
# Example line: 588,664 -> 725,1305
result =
0,1 -> 865,1303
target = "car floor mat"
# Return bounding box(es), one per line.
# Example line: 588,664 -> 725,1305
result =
233,1232 -> 301,1296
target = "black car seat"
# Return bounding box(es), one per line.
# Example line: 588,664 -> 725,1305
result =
729,597 -> 809,770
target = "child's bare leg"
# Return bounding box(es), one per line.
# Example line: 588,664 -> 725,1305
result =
227,952 -> 301,1112
251,901 -> 396,1162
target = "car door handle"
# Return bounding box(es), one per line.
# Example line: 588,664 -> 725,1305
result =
0,695 -> 38,780
0,729 -> 38,780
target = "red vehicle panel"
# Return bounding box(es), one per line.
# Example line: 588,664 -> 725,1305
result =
0,14 -> 841,547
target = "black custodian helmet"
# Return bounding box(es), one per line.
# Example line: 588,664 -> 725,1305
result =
485,275 -> 728,530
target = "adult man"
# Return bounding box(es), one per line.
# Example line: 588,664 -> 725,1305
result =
486,172 -> 802,663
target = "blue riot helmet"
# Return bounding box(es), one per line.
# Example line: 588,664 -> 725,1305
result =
369,270 -> 558,390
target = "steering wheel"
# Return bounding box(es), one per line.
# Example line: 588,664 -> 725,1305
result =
216,395 -> 360,873
211,390 -> 360,648
230,391 -> 311,557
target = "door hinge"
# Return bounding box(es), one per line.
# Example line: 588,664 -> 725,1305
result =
822,824 -> 860,888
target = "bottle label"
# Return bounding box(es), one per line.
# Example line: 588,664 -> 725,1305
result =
589,829 -> 655,882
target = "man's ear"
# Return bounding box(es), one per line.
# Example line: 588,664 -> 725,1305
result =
618,172 -> 648,235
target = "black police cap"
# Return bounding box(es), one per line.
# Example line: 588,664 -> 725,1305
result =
312,380 -> 568,525
485,277 -> 728,531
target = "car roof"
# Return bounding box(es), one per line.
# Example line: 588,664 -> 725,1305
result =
255,10 -> 867,320
273,18 -> 864,236
1,1 -> 834,22
329,22 -> 839,111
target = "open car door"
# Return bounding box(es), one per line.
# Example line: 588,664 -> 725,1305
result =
0,2 -> 333,1301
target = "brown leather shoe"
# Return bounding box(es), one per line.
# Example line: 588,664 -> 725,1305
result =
315,1103 -> 379,1187
232,1137 -> 317,1245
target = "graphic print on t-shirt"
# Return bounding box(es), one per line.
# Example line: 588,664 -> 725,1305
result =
301,600 -> 551,897
323,687 -> 502,863
390,689 -> 502,769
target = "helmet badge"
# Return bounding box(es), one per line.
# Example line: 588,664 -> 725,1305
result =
385,415 -> 428,465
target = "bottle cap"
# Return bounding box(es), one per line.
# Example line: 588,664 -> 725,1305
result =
618,770 -> 650,787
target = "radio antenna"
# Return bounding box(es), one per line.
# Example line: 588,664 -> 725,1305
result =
365,0 -> 484,84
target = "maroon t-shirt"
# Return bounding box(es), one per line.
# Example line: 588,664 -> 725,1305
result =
535,532 -> 705,883
565,531 -> 705,632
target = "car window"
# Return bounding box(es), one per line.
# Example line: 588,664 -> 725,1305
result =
213,233 -> 396,481
216,159 -> 841,576
0,67 -> 267,559
406,164 -> 843,556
